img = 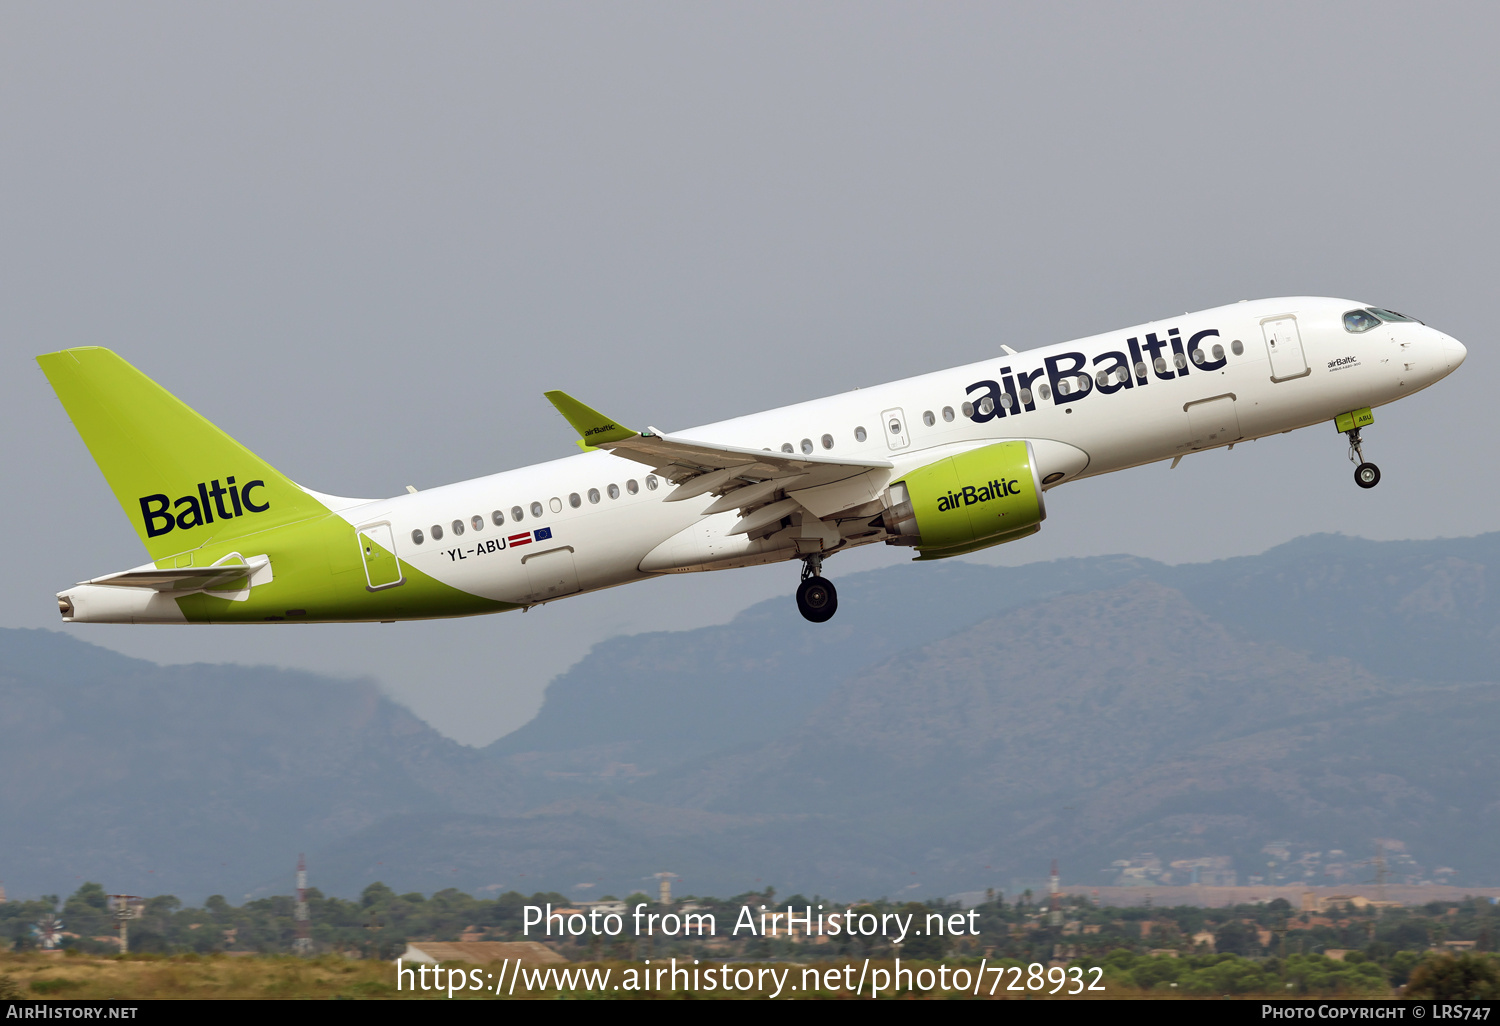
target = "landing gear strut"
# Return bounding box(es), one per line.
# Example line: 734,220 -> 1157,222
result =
1346,427 -> 1381,489
795,553 -> 838,623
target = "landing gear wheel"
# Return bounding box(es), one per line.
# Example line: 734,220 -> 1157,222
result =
796,575 -> 838,623
1354,462 -> 1381,489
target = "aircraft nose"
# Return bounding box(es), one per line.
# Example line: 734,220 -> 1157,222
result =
1446,335 -> 1467,370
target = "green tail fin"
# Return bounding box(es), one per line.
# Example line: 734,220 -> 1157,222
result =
37,347 -> 328,561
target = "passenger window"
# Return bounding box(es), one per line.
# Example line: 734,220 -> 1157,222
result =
471,515 -> 484,531
432,524 -> 444,540
781,443 -> 794,453
1095,370 -> 1109,387
492,510 -> 505,526
1153,357 -> 1168,374
645,475 -> 659,490
452,519 -> 464,536
411,529 -> 424,545
1037,383 -> 1052,400
569,493 -> 581,508
1173,352 -> 1187,369
588,488 -> 600,504
1000,393 -> 1013,409
531,501 -> 544,518
922,410 -> 935,427
1057,380 -> 1072,396
961,402 -> 974,417
1212,343 -> 1225,361
942,407 -> 954,422
800,438 -> 813,454
1192,349 -> 1206,365
512,506 -> 524,522
978,397 -> 994,414
1134,360 -> 1147,378
549,498 -> 562,514
1231,340 -> 1244,356
821,434 -> 833,449
607,483 -> 619,499
1018,388 -> 1032,404
627,479 -> 639,495
854,426 -> 867,442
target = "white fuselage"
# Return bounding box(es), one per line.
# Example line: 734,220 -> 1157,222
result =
309,297 -> 1464,611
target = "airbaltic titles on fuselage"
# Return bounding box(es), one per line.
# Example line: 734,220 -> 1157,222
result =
963,326 -> 1226,422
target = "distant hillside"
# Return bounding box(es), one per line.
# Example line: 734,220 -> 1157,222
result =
487,533 -> 1500,783
0,628 -> 525,901
4,532 -> 1500,902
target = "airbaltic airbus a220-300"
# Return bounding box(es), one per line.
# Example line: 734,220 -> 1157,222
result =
40,298 -> 1465,625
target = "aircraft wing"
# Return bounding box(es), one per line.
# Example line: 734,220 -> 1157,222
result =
545,391 -> 893,527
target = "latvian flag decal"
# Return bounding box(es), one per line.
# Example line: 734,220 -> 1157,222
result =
509,527 -> 552,547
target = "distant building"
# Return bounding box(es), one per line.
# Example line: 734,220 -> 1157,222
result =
399,942 -> 566,966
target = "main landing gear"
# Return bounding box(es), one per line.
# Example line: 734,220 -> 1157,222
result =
1346,427 -> 1381,490
795,553 -> 838,623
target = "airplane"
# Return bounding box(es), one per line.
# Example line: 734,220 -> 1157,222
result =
38,297 -> 1465,626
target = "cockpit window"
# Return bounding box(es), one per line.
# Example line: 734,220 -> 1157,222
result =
1367,307 -> 1416,323
1343,309 -> 1381,333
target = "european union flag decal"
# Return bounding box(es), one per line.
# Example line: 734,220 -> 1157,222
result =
533,527 -> 553,542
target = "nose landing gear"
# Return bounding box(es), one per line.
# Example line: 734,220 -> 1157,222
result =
1335,409 -> 1380,489
795,552 -> 838,623
1346,427 -> 1380,490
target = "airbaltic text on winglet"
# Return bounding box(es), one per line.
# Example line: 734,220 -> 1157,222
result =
138,477 -> 269,538
583,423 -> 619,437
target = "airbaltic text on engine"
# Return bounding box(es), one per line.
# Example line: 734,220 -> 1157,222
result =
935,478 -> 1023,511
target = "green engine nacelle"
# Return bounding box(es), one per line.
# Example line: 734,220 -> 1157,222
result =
878,440 -> 1046,560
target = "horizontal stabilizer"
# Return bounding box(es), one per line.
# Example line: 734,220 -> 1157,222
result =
82,554 -> 271,594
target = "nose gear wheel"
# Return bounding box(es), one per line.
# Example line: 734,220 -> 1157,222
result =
1344,426 -> 1381,489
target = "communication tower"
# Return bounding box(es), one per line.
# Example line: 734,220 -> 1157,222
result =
107,895 -> 143,953
653,872 -> 678,906
293,854 -> 312,956
1048,860 -> 1064,926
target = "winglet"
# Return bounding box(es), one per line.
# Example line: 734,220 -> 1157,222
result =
544,391 -> 640,449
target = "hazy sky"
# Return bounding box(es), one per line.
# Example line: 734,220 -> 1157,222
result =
4,2 -> 1497,746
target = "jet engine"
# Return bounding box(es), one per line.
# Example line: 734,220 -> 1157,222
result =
874,440 -> 1046,560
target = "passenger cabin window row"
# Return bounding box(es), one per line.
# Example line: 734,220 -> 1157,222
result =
778,412 -> 966,454
408,475 -> 659,546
